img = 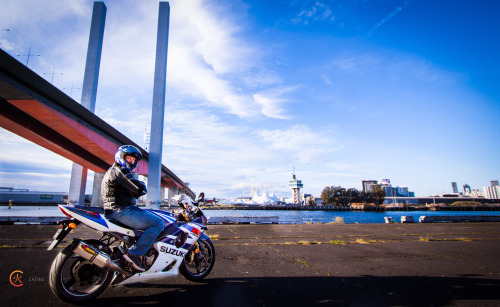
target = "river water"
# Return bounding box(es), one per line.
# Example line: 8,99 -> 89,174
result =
203,209 -> 500,224
2,206 -> 500,224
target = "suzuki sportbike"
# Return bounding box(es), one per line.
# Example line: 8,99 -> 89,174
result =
47,195 -> 215,303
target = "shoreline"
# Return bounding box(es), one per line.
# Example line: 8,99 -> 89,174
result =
2,203 -> 500,211
2,205 -> 500,225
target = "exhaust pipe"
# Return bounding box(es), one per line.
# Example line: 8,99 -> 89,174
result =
72,239 -> 132,277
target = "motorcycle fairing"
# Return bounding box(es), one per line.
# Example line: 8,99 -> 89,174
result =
116,240 -> 188,285
183,223 -> 203,236
60,205 -> 108,228
149,209 -> 177,224
199,233 -> 211,241
58,205 -> 135,236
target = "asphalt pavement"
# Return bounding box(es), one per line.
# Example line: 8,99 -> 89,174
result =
1,222 -> 500,306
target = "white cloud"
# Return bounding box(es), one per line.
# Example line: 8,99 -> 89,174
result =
254,85 -> 298,119
258,124 -> 339,164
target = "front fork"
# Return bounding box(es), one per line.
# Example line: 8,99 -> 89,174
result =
186,240 -> 205,264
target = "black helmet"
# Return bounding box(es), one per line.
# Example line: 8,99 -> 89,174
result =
115,145 -> 142,171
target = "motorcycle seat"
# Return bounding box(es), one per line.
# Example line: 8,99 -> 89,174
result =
105,218 -> 144,236
107,218 -> 132,229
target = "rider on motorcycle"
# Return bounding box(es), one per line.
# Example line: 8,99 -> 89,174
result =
102,145 -> 164,272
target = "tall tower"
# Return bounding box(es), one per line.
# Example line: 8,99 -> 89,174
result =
289,172 -> 303,204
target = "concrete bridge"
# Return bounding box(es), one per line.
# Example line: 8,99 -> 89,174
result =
0,49 -> 194,201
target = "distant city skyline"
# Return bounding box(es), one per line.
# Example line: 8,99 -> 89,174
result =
1,0 -> 499,199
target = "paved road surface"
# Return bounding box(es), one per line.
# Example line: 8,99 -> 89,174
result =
1,223 -> 500,306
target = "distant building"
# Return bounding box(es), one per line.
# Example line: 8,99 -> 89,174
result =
483,181 -> 500,200
380,179 -> 391,186
463,184 -> 471,195
371,179 -> 416,204
362,180 -> 378,193
451,182 -> 458,194
384,186 -> 415,198
471,189 -> 484,198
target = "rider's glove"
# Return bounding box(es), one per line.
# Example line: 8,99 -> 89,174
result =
132,180 -> 147,196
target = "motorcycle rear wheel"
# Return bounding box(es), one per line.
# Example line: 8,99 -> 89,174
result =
49,244 -> 114,303
180,238 -> 215,282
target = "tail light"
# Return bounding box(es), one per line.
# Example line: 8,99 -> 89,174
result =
59,206 -> 71,218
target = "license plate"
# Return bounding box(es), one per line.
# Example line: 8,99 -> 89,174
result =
47,225 -> 71,250
52,228 -> 63,240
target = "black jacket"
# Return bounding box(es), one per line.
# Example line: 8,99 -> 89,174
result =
101,163 -> 147,210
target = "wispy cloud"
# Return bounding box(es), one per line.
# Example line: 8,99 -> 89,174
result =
328,52 -> 460,85
368,5 -> 404,35
291,1 -> 335,25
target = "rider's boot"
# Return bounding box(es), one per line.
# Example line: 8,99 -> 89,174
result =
123,252 -> 145,272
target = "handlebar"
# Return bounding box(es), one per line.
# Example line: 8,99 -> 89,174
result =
173,200 -> 205,224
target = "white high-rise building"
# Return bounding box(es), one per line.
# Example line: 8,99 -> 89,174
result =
483,184 -> 500,200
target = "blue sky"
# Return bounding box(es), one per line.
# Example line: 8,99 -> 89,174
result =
0,0 -> 499,199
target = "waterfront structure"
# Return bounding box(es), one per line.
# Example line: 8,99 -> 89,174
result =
251,189 -> 280,205
0,187 -> 66,204
68,1 -> 107,205
289,172 -> 303,205
452,182 -> 458,194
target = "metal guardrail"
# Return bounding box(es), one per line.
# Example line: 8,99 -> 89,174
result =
0,215 -> 280,225
207,216 -> 279,224
419,215 -> 500,223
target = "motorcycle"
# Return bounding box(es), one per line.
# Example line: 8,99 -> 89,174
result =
47,194 -> 215,303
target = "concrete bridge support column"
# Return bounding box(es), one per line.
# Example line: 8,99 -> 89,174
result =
146,2 -> 170,209
91,172 -> 104,207
160,187 -> 165,205
68,2 -> 106,205
168,187 -> 178,200
69,164 -> 87,205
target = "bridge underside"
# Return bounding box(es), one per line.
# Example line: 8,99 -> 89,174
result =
0,49 -> 193,198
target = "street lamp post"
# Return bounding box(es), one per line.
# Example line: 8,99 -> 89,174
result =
17,46 -> 40,67
43,66 -> 63,84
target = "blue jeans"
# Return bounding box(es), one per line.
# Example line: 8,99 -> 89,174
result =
107,205 -> 164,256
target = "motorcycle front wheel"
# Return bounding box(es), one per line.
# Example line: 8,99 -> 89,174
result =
180,238 -> 215,282
49,244 -> 114,303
